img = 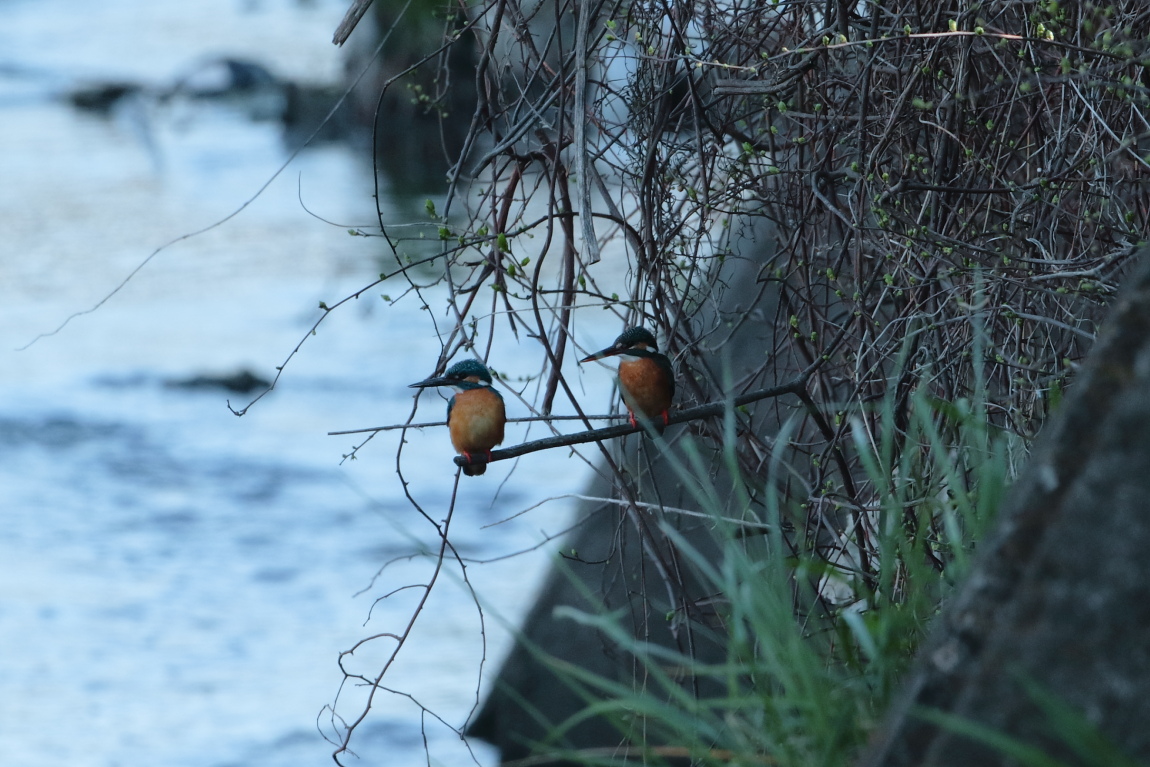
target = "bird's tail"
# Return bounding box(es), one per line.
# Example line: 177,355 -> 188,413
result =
463,461 -> 487,476
631,410 -> 668,436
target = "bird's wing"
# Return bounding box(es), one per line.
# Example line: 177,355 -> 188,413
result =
653,352 -> 676,399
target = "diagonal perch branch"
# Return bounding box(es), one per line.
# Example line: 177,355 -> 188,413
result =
327,414 -> 624,437
453,375 -> 809,470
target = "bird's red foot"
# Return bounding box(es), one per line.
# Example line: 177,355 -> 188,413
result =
627,411 -> 669,433
460,450 -> 494,476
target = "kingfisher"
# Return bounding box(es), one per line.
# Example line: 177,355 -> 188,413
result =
580,327 -> 675,428
409,359 -> 506,476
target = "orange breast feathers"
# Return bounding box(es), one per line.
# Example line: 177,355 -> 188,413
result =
448,387 -> 506,454
617,357 -> 673,420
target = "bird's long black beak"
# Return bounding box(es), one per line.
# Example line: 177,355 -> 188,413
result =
408,375 -> 453,389
579,346 -> 622,363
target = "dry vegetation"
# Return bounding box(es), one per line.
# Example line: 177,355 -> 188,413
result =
319,0 -> 1150,761
366,0 -> 1149,564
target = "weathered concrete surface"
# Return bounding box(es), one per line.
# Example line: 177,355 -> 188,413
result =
860,253 -> 1150,766
466,470 -> 726,764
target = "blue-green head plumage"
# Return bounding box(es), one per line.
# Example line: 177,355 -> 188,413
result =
409,359 -> 501,395
580,326 -> 664,361
409,358 -> 503,423
443,359 -> 495,388
615,326 -> 658,351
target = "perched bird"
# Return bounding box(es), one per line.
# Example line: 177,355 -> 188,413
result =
580,327 -> 675,428
409,359 -> 506,476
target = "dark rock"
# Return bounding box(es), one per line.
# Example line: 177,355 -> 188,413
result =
164,57 -> 289,122
859,252 -> 1150,766
170,58 -> 279,99
165,370 -> 272,394
67,82 -> 142,113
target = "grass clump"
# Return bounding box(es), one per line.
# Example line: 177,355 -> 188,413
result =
545,381 -> 1023,767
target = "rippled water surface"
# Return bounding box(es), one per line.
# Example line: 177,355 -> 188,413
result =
0,2 -> 597,765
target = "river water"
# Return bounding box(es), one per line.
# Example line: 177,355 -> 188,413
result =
0,2 -> 603,765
